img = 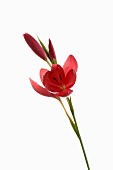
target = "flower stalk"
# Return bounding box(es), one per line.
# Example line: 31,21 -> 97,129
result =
23,33 -> 90,169
67,97 -> 90,170
45,58 -> 52,67
58,97 -> 79,137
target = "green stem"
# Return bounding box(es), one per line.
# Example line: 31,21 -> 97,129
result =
58,98 -> 79,137
73,114 -> 90,170
67,98 -> 90,170
78,131 -> 90,170
46,58 -> 52,67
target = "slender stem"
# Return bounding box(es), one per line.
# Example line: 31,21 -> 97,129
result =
58,97 -> 69,118
58,98 -> 72,121
73,114 -> 90,170
66,98 -> 90,170
78,132 -> 90,170
58,98 -> 79,137
46,59 -> 52,67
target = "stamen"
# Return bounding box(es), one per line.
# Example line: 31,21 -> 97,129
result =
53,76 -> 63,86
60,85 -> 65,90
59,74 -> 62,80
53,77 -> 58,83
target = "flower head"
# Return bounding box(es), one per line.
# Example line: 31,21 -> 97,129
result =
30,55 -> 78,97
23,33 -> 47,60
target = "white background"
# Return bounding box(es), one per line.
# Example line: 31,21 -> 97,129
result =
0,0 -> 113,169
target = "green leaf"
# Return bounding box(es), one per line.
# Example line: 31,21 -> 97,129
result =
66,97 -> 79,136
67,97 -> 75,117
36,35 -> 50,59
68,116 -> 79,138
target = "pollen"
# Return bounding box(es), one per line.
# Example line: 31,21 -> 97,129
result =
60,85 -> 66,90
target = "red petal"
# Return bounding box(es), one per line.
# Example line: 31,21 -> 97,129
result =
63,55 -> 78,75
23,33 -> 47,60
29,78 -> 57,98
43,71 -> 61,92
43,64 -> 65,92
40,68 -> 48,83
51,64 -> 65,84
57,89 -> 73,97
49,39 -> 56,61
65,69 -> 76,88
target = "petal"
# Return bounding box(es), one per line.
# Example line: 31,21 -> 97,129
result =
40,68 -> 48,83
43,64 -> 65,92
49,39 -> 56,61
29,78 -> 56,98
57,89 -> 73,97
65,69 -> 76,88
23,33 -> 47,60
50,64 -> 65,84
63,55 -> 78,75
43,71 -> 61,92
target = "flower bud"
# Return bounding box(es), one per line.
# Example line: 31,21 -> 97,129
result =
23,33 -> 47,60
49,39 -> 57,63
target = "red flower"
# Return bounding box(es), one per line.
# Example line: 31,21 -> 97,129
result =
23,33 -> 47,60
30,55 -> 78,98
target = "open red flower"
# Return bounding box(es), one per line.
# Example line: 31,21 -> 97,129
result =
30,55 -> 78,98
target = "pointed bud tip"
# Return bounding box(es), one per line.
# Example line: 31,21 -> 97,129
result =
23,33 -> 28,37
23,33 -> 47,60
48,38 -> 56,61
